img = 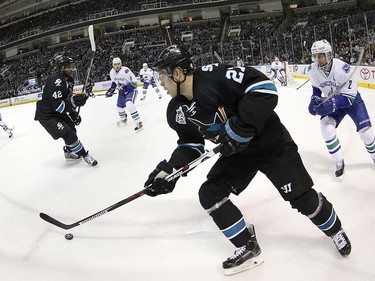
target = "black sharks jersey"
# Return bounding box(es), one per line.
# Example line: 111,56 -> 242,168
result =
166,64 -> 293,167
35,73 -> 75,120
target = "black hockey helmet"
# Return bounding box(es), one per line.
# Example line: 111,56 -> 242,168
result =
56,56 -> 75,71
153,45 -> 194,75
55,56 -> 76,78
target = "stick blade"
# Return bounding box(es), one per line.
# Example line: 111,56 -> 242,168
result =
88,25 -> 96,52
39,212 -> 74,230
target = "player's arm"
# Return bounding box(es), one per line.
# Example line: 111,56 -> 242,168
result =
139,72 -> 145,82
124,70 -> 138,93
234,67 -> 278,136
217,67 -> 278,156
143,137 -> 205,197
105,81 -> 117,97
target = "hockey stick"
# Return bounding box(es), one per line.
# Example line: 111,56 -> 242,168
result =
77,25 -> 96,113
39,145 -> 222,230
296,79 -> 310,90
318,47 -> 364,105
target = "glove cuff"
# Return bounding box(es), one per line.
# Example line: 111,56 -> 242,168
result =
225,119 -> 253,143
70,96 -> 77,108
156,160 -> 175,174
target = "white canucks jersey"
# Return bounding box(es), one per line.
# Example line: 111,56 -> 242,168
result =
109,66 -> 137,89
309,58 -> 357,98
139,68 -> 155,83
271,61 -> 284,71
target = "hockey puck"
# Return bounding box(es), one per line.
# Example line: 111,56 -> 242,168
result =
65,233 -> 74,240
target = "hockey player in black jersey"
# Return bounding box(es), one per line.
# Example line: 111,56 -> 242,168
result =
144,45 -> 351,275
34,56 -> 97,166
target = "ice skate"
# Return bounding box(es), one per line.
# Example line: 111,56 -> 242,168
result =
2,124 -> 14,139
117,113 -> 127,127
140,95 -> 146,101
134,122 -> 143,132
83,151 -> 98,166
331,228 -> 351,257
158,94 -> 162,99
335,159 -> 345,179
117,118 -> 127,127
222,224 -> 264,276
63,146 -> 80,161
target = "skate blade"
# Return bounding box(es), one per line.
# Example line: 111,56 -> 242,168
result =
135,127 -> 144,133
117,121 -> 127,127
335,173 -> 345,182
223,256 -> 264,276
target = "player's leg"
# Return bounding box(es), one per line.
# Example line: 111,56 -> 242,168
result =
141,82 -> 148,100
151,80 -> 162,99
116,92 -> 128,127
261,142 -> 351,257
279,69 -> 286,86
38,117 -> 98,166
320,114 -> 346,177
124,91 -> 143,132
0,113 -> 13,138
198,155 -> 262,275
348,96 -> 375,163
270,69 -> 276,83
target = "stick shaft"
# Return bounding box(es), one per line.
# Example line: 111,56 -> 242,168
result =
39,145 -> 221,230
297,79 -> 310,90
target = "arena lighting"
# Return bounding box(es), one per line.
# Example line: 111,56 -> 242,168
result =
289,4 -> 298,8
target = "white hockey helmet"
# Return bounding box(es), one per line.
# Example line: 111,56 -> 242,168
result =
143,63 -> 148,68
274,56 -> 279,62
311,40 -> 332,68
112,57 -> 122,71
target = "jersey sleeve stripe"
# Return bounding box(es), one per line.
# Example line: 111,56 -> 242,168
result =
245,80 -> 277,95
178,143 -> 205,155
56,101 -> 65,113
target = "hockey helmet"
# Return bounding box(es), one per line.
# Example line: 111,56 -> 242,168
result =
143,63 -> 148,69
153,45 -> 194,75
112,57 -> 122,71
311,39 -> 332,68
56,56 -> 75,77
311,39 -> 332,55
56,56 -> 75,70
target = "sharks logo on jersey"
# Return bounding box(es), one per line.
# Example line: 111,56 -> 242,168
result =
174,101 -> 226,141
189,112 -> 226,141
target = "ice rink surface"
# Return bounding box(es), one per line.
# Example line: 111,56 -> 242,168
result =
0,81 -> 374,281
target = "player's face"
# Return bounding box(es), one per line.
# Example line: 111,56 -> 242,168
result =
158,69 -> 176,97
62,64 -> 76,78
313,53 -> 328,67
113,63 -> 121,71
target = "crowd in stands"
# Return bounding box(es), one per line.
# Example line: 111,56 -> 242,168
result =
1,1 -> 375,99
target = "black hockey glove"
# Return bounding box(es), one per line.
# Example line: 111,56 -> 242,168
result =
105,88 -> 115,98
69,111 -> 81,126
144,160 -> 177,197
217,118 -> 253,157
71,93 -> 88,107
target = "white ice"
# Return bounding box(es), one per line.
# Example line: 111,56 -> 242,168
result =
0,81 -> 374,281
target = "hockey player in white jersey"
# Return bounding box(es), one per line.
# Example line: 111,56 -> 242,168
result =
105,57 -> 143,131
0,113 -> 13,138
139,63 -> 161,100
270,57 -> 286,86
308,39 -> 375,178
236,56 -> 244,67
